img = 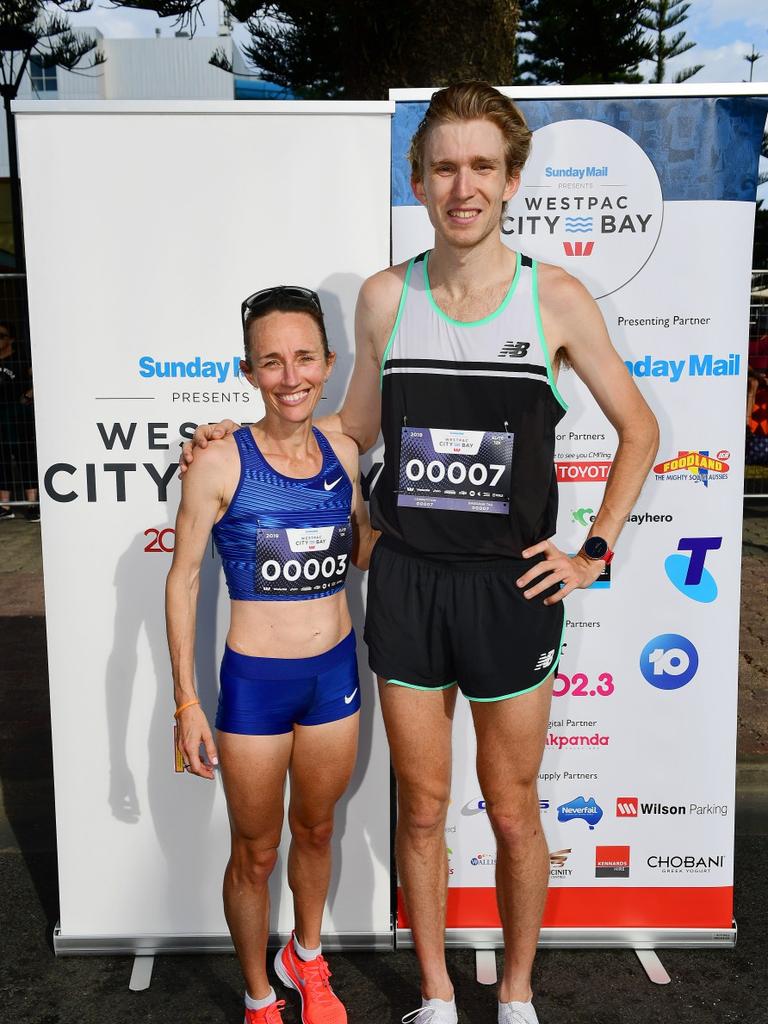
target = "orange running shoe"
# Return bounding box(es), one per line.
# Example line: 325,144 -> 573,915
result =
274,935 -> 348,1024
244,998 -> 286,1023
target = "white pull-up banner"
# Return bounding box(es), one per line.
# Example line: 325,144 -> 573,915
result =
391,86 -> 767,946
17,100 -> 393,953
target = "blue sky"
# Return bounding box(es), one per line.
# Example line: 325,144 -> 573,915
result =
70,0 -> 768,85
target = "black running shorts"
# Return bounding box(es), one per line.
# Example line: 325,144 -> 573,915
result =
364,536 -> 565,701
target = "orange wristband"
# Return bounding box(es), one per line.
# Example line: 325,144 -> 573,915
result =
174,698 -> 200,719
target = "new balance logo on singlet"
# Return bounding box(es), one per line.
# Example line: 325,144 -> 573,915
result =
535,649 -> 555,670
497,341 -> 531,358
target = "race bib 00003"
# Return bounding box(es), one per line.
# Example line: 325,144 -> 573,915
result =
255,522 -> 352,596
397,427 -> 514,514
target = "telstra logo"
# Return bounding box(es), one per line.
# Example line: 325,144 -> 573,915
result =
665,537 -> 721,603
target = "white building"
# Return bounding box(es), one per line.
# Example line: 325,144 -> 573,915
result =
1,29 -> 241,262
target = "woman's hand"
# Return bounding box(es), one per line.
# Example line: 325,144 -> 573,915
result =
176,705 -> 219,779
178,419 -> 240,475
516,539 -> 604,605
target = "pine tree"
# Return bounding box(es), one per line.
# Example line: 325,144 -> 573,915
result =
517,0 -> 653,85
640,0 -> 703,84
213,1 -> 521,100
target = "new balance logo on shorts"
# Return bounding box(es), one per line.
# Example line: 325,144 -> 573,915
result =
498,340 -> 531,358
535,649 -> 555,671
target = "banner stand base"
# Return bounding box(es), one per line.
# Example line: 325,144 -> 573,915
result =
475,949 -> 498,985
53,925 -> 394,956
635,949 -> 671,984
398,924 -> 737,949
129,956 -> 155,991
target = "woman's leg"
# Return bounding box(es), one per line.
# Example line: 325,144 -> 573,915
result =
218,729 -> 293,999
287,712 -> 359,947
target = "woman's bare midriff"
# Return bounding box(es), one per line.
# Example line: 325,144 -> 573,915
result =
227,591 -> 353,659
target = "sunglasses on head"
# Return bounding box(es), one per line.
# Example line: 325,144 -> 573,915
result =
240,286 -> 323,328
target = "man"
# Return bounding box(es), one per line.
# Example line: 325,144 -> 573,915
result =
183,83 -> 658,1024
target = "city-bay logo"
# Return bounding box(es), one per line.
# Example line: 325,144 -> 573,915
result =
503,119 -> 663,299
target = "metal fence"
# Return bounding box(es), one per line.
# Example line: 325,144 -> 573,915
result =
747,302 -> 768,499
0,273 -> 37,517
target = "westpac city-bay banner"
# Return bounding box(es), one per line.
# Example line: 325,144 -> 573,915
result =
391,88 -> 767,944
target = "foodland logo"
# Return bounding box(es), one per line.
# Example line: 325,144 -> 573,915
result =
653,450 -> 730,486
625,354 -> 740,382
665,537 -> 721,603
504,120 -> 663,299
557,795 -> 604,829
139,355 -> 243,383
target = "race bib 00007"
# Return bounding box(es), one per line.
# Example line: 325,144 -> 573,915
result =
255,522 -> 352,595
397,427 -> 514,514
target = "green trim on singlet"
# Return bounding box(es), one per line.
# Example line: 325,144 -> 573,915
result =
464,602 -> 568,703
386,678 -> 458,691
532,259 -> 569,412
379,256 -> 417,390
423,249 -> 522,327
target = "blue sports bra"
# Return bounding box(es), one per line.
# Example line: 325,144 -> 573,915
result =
212,427 -> 353,601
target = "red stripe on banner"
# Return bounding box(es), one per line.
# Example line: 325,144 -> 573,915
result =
397,887 -> 733,929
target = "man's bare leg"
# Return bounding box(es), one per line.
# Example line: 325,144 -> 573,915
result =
378,679 -> 457,1001
471,677 -> 553,1004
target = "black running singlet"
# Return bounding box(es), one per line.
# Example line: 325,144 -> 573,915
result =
370,250 -> 567,560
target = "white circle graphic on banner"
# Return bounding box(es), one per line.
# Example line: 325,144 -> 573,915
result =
502,119 -> 664,298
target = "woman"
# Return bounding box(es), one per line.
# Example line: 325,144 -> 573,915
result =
166,286 -> 377,1024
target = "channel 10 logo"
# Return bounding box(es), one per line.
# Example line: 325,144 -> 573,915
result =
640,634 -> 699,690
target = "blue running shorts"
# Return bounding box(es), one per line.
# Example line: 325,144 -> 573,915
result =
215,630 -> 361,736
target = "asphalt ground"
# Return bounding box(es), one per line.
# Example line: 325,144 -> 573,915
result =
1,504 -> 766,1024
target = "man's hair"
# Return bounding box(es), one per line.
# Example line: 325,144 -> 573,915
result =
408,81 -> 532,183
243,292 -> 330,367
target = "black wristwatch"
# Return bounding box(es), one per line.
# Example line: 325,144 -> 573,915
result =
583,536 -> 614,564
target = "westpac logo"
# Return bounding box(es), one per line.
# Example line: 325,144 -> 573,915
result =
504,119 -> 662,299
665,537 -> 721,603
625,353 -> 740,383
640,633 -> 699,690
653,450 -> 730,487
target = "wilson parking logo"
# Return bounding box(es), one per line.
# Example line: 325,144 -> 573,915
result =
665,537 -> 721,603
640,634 -> 699,690
616,798 -> 638,817
502,119 -> 663,298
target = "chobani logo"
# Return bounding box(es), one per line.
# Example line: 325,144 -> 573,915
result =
653,450 -> 730,487
503,120 -> 663,298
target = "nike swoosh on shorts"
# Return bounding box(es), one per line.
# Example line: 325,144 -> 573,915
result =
344,688 -> 358,704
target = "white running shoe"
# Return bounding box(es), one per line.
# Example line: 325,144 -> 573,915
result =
498,1000 -> 540,1024
402,996 -> 458,1024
